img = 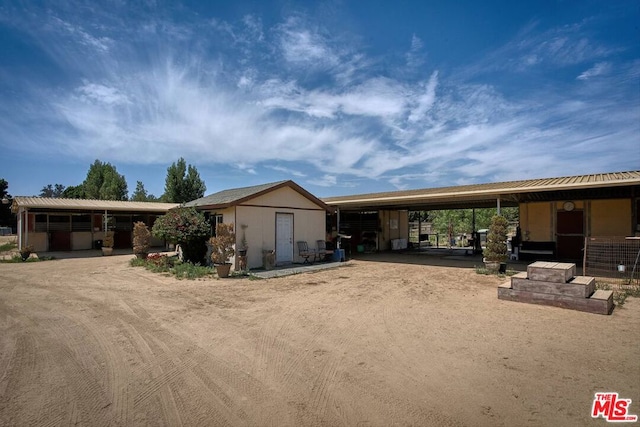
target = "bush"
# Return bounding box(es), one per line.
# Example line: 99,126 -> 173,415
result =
173,262 -> 214,280
484,215 -> 509,262
133,221 -> 151,254
152,207 -> 210,264
129,254 -> 213,279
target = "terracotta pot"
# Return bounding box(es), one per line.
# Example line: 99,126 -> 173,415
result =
215,263 -> 232,278
102,247 -> 113,256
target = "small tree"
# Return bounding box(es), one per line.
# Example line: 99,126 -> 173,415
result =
210,223 -> 236,265
152,207 -> 209,264
132,221 -> 151,257
484,215 -> 509,263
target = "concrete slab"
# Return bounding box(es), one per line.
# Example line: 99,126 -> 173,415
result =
252,261 -> 348,279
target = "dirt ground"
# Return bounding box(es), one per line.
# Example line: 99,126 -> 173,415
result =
0,251 -> 638,426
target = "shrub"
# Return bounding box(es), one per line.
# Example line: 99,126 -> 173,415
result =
152,207 -> 210,264
132,221 -> 151,254
173,262 -> 214,280
129,254 -> 212,279
484,215 -> 509,262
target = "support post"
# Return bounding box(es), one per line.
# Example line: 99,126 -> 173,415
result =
24,208 -> 29,247
497,197 -> 501,216
336,208 -> 341,249
17,207 -> 23,249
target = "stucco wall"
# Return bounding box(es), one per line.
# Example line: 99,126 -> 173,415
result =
236,206 -> 325,268
26,232 -> 48,252
590,199 -> 632,236
243,186 -> 322,210
72,232 -> 93,250
519,199 -> 633,242
520,202 -> 552,241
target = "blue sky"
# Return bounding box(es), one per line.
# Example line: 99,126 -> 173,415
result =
1,1 -> 638,199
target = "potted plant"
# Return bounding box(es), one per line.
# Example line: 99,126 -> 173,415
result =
209,223 -> 236,278
132,221 -> 151,259
238,224 -> 248,257
102,231 -> 114,256
483,215 -> 509,272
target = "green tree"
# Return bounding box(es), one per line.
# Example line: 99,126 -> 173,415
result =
0,179 -> 15,228
162,158 -> 206,203
130,181 -> 157,202
62,185 -> 85,199
427,207 -> 519,236
39,184 -> 66,198
152,207 -> 210,264
82,160 -> 128,200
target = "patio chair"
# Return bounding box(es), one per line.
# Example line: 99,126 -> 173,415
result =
316,240 -> 334,262
297,241 -> 316,264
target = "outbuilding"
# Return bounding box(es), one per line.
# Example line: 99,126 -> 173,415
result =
323,170 -> 640,263
184,180 -> 331,270
10,197 -> 179,252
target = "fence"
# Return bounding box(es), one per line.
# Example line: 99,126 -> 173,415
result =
584,237 -> 640,289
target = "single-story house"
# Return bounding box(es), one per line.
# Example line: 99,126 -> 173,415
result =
10,197 -> 179,252
184,180 -> 331,270
323,170 -> 640,263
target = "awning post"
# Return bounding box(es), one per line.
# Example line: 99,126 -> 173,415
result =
336,208 -> 341,249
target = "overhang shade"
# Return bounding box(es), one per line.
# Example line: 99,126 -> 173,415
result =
322,171 -> 640,211
11,197 -> 179,213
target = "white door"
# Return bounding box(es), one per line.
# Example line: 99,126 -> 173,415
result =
276,213 -> 293,264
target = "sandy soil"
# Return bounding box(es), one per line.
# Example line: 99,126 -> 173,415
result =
0,251 -> 638,426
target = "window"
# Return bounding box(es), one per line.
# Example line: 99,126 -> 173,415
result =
209,214 -> 223,236
71,214 -> 92,231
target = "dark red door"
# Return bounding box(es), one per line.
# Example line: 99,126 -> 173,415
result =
556,210 -> 584,261
49,231 -> 71,251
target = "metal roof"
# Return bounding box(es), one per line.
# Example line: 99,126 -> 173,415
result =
184,180 -> 331,211
11,197 -> 179,213
322,171 -> 640,210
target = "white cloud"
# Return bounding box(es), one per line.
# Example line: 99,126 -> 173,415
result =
577,62 -> 612,80
307,174 -> 337,187
267,166 -> 307,177
1,5 -> 638,194
276,16 -> 338,68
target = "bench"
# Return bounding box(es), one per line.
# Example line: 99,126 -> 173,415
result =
519,241 -> 556,261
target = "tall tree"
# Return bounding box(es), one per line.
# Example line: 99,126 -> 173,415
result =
62,185 -> 85,199
130,181 -> 157,202
82,160 -> 128,200
39,183 -> 66,198
0,179 -> 15,228
162,158 -> 206,203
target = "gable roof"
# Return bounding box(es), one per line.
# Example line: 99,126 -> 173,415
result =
322,170 -> 640,210
11,197 -> 179,213
184,180 -> 331,211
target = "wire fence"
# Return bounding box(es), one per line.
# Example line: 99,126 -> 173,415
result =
584,237 -> 640,289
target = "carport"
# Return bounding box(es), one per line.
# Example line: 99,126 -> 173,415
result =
323,171 -> 640,262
